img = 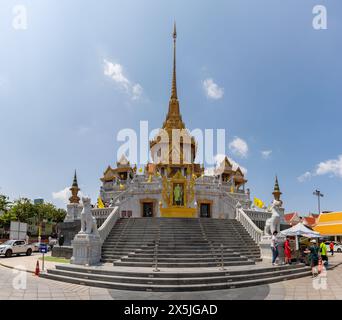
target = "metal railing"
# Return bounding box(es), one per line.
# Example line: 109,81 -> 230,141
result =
153,219 -> 160,272
199,219 -> 221,267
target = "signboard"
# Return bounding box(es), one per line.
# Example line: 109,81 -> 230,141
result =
9,221 -> 27,240
39,243 -> 48,254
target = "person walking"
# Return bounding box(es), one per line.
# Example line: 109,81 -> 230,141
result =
271,231 -> 279,266
329,241 -> 334,256
284,237 -> 292,265
304,239 -> 320,278
319,239 -> 328,267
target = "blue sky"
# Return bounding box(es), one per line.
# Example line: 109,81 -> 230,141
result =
0,0 -> 341,214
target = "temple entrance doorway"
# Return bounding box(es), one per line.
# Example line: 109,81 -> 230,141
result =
142,202 -> 153,217
200,203 -> 211,218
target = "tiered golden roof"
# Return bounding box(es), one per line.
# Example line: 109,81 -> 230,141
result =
101,154 -> 134,182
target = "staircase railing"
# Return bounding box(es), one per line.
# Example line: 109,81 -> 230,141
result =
199,219 -> 220,266
236,206 -> 263,244
97,188 -> 133,242
98,206 -> 120,242
153,218 -> 160,272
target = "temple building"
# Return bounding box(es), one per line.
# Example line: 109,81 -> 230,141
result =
95,24 -> 275,221
47,25 -> 313,292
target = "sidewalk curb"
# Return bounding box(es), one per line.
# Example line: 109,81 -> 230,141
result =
0,261 -> 37,274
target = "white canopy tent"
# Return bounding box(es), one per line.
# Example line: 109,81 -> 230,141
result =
281,222 -> 320,238
281,223 -> 321,251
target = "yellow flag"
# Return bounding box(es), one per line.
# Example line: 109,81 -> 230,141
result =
254,197 -> 264,209
97,197 -> 105,208
119,184 -> 125,190
230,185 -> 235,193
137,166 -> 144,175
147,174 -> 152,183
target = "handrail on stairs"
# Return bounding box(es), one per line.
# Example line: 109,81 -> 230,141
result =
153,218 -> 160,272
235,205 -> 263,244
97,188 -> 133,242
199,219 -> 221,266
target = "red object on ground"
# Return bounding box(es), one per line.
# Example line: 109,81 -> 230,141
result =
35,260 -> 40,276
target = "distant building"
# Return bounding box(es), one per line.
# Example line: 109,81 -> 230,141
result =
302,216 -> 317,228
284,212 -> 301,226
314,212 -> 342,242
34,199 -> 44,205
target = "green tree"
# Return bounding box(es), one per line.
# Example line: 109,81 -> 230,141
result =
9,198 -> 36,223
53,208 -> 67,223
0,194 -> 11,213
34,202 -> 66,223
0,211 -> 17,227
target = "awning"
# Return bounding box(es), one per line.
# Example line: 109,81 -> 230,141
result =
314,212 -> 342,236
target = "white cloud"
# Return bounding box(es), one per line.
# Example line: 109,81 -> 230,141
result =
261,150 -> 272,159
203,78 -> 224,100
52,187 -> 84,205
104,59 -> 143,100
52,187 -> 71,205
132,84 -> 143,100
297,154 -> 342,183
297,172 -> 312,183
316,155 -> 342,178
229,137 -> 248,158
76,126 -> 91,136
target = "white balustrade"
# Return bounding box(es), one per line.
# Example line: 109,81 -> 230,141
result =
92,208 -> 113,220
244,210 -> 272,222
98,207 -> 120,242
236,207 -> 263,244
95,187 -> 134,242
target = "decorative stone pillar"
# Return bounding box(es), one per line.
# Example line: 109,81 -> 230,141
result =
70,197 -> 102,266
70,233 -> 102,266
65,203 -> 82,222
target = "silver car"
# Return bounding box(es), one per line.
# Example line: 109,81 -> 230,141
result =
0,240 -> 34,257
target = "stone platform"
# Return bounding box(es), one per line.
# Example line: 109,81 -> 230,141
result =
40,262 -> 311,291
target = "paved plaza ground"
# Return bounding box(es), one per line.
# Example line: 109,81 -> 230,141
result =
1,252 -> 342,300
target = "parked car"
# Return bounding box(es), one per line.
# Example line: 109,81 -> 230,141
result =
0,240 -> 34,258
31,242 -> 51,253
325,241 -> 342,253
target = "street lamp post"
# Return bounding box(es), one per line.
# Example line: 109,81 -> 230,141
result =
313,189 -> 324,214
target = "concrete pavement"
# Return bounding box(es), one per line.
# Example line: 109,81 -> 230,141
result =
0,252 -> 341,300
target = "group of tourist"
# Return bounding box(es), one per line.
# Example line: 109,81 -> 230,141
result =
270,231 -> 293,266
271,231 -> 335,278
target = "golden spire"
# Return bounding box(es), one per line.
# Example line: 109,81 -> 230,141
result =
272,175 -> 282,201
171,22 -> 177,100
162,23 -> 184,131
69,170 -> 80,204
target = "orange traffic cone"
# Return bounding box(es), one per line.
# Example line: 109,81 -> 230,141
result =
35,260 -> 40,276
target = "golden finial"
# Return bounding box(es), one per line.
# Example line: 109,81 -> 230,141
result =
173,22 -> 177,39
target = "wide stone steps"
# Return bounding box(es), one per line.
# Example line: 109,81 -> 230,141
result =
102,246 -> 260,253
119,257 -> 249,263
101,218 -> 262,267
112,261 -> 255,267
41,264 -> 311,291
